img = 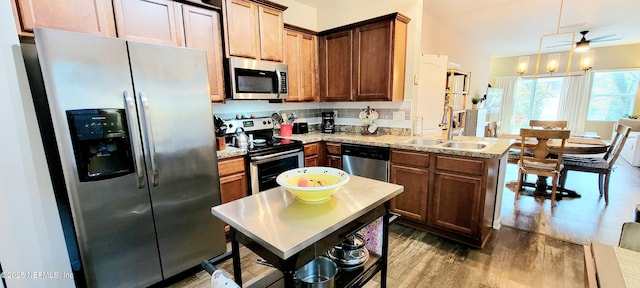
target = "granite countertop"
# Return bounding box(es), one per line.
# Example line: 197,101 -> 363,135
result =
210,175 -> 403,259
216,146 -> 246,160
216,132 -> 514,160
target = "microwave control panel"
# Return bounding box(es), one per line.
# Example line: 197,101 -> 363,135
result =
279,71 -> 287,93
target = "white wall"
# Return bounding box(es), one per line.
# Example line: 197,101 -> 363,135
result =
0,2 -> 74,287
273,0 -> 317,30
422,12 -> 492,107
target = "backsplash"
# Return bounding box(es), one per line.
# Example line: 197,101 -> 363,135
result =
212,100 -> 412,132
277,123 -> 411,136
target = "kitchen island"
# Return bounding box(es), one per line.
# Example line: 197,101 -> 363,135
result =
216,132 -> 513,248
211,175 -> 403,287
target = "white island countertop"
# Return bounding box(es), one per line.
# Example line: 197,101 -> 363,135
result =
211,175 -> 403,259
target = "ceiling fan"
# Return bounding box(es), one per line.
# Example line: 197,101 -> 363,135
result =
548,31 -> 623,51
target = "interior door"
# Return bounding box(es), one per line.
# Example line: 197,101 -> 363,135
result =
127,42 -> 226,278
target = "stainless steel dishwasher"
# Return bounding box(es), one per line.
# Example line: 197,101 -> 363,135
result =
341,143 -> 390,182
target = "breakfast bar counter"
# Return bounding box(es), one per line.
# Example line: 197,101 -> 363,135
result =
211,175 -> 404,287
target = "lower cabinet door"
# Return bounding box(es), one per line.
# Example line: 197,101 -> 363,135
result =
220,173 -> 248,204
390,164 -> 428,223
327,155 -> 342,169
305,155 -> 319,167
429,171 -> 482,237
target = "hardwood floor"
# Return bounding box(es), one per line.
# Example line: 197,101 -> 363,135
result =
167,158 -> 640,287
167,224 -> 584,288
501,158 -> 640,246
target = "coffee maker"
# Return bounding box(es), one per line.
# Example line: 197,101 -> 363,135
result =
321,112 -> 335,133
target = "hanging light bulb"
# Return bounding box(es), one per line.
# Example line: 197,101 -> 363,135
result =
546,53 -> 560,74
580,50 -> 595,72
515,0 -> 594,78
517,56 -> 530,76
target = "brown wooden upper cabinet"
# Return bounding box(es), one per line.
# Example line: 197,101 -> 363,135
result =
284,25 -> 318,102
113,0 -> 183,46
12,0 -> 116,37
222,0 -> 286,62
319,30 -> 353,102
319,13 -> 410,102
113,0 -> 226,102
11,0 -> 225,102
181,5 -> 226,102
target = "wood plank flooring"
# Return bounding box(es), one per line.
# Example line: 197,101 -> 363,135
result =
501,158 -> 640,246
167,224 -> 584,288
166,158 -> 640,287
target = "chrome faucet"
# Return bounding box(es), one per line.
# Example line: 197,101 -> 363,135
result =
439,105 -> 455,140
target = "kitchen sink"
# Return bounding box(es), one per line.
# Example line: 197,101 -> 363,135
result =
399,138 -> 443,145
440,141 -> 489,150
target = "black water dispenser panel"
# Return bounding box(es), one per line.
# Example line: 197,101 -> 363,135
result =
66,109 -> 135,182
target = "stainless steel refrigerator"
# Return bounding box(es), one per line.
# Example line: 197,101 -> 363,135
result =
22,28 -> 226,287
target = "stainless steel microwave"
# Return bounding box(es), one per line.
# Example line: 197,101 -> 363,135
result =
228,57 -> 288,100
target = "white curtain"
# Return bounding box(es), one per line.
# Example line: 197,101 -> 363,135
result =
494,76 -> 518,134
558,71 -> 593,134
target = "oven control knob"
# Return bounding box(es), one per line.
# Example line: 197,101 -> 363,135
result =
267,120 -> 271,124
263,120 -> 267,125
228,124 -> 233,129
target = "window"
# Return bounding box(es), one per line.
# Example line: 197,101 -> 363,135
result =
512,78 -> 564,131
587,70 -> 640,121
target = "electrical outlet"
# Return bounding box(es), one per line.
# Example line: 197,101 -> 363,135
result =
393,111 -> 405,121
333,110 -> 338,118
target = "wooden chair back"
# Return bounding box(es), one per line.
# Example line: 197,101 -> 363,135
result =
516,128 -> 570,207
519,128 -> 571,170
529,120 -> 568,130
604,124 -> 632,168
484,121 -> 498,137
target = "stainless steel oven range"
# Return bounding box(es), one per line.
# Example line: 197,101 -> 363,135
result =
221,117 -> 303,194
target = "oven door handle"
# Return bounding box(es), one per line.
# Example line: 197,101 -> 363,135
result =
251,149 -> 302,161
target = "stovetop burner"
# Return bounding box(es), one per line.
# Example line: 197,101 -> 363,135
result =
245,137 -> 302,157
219,117 -> 303,156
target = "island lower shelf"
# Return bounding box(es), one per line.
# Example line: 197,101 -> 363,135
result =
335,253 -> 382,287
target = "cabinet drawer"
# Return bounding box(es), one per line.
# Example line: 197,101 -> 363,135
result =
435,155 -> 484,176
304,143 -> 319,156
326,142 -> 341,155
327,155 -> 342,169
391,150 -> 429,168
218,157 -> 245,177
305,156 -> 319,167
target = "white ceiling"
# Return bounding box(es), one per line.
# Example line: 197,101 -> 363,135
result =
295,0 -> 640,57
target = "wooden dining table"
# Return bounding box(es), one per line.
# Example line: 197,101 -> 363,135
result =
501,133 -> 609,199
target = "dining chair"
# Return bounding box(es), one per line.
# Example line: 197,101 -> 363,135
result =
508,121 -> 565,165
559,124 -> 632,204
516,128 -> 571,207
619,222 -> 640,252
529,120 -> 568,129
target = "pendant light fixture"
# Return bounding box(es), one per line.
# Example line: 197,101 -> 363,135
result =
517,0 -> 594,78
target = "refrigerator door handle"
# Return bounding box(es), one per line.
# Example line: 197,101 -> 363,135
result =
139,92 -> 160,187
123,91 -> 147,189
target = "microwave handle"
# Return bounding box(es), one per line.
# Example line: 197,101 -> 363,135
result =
275,69 -> 282,98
